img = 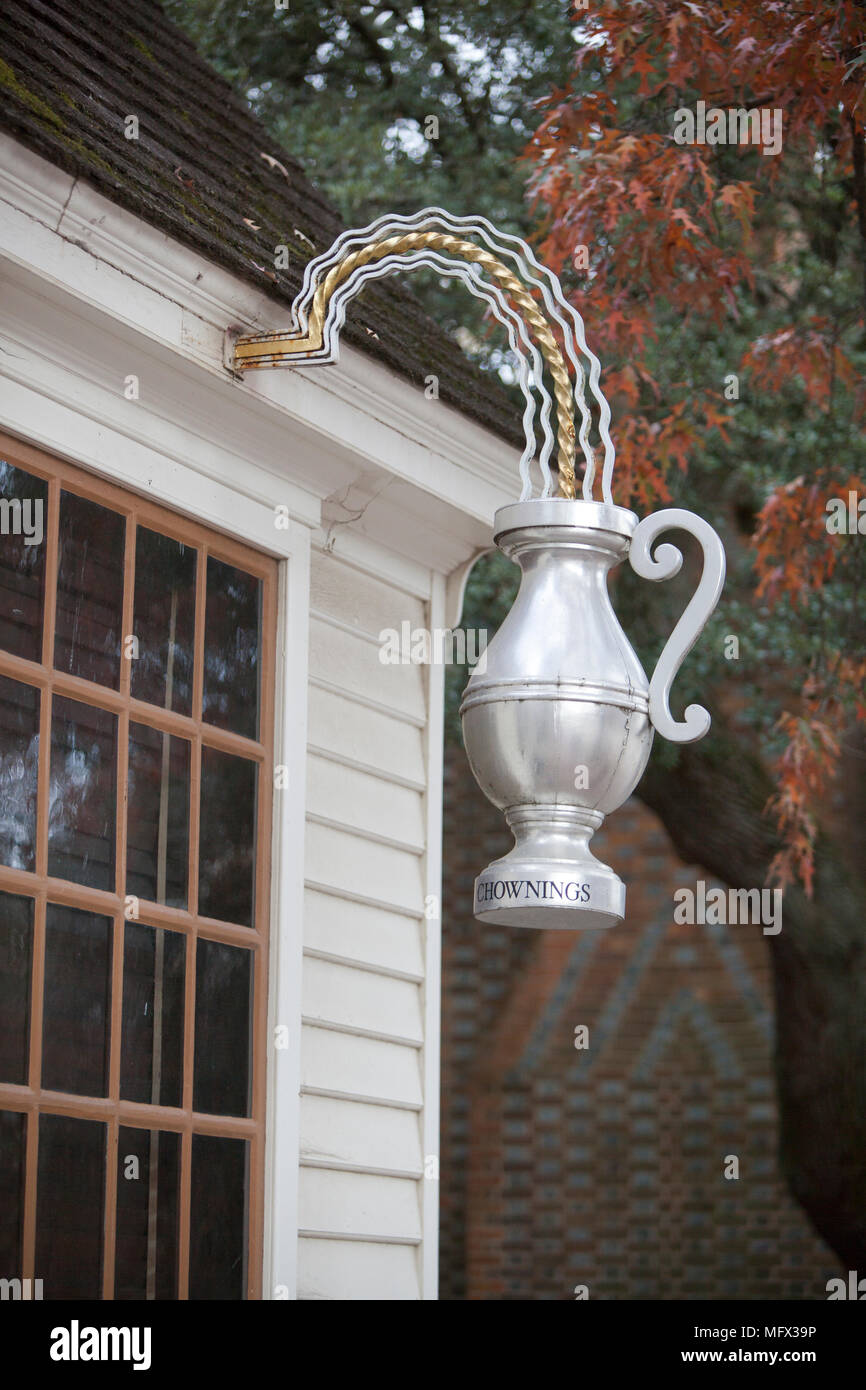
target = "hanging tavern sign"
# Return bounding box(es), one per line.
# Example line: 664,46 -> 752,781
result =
230,209 -> 725,931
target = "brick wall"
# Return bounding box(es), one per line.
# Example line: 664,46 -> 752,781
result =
440,743 -> 841,1300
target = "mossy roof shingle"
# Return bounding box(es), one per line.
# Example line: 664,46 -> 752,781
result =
0,0 -> 520,445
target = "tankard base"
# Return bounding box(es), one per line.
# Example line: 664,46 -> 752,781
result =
472,859 -> 625,931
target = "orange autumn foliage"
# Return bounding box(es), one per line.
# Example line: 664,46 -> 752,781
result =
526,0 -> 866,894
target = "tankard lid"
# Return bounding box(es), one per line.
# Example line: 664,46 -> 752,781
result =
493,497 -> 638,543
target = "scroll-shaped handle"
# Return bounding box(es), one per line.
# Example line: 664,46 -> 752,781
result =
629,508 -> 726,744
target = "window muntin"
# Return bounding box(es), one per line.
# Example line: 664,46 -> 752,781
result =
0,436 -> 275,1300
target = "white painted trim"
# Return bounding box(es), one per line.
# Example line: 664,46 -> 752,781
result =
306,676 -> 427,729
0,283 -> 324,536
301,1018 -> 423,1049
300,1159 -> 425,1182
420,571 -> 445,1300
303,879 -> 426,917
306,744 -> 426,794
0,134 -> 523,553
305,812 -> 425,857
310,530 -> 432,602
263,527 -> 312,1302
308,607 -> 383,647
302,948 -> 424,986
298,1231 -> 421,1246
445,547 -> 495,629
0,374 -> 316,551
301,1087 -> 422,1113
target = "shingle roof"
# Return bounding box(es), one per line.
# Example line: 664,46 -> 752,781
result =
0,0 -> 520,445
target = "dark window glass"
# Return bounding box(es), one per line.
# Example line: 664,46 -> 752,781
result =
0,461 -> 48,662
194,939 -> 252,1117
203,558 -> 261,740
131,528 -> 195,716
42,904 -> 111,1097
127,723 -> 189,908
36,1113 -> 105,1299
198,748 -> 257,926
189,1134 -> 248,1300
0,1109 -> 26,1279
0,676 -> 39,872
0,890 -> 34,1085
121,923 -> 185,1108
54,490 -> 125,687
115,1126 -> 180,1300
48,697 -> 116,891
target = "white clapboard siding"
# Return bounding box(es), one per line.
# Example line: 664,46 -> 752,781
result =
297,1238 -> 420,1301
299,1168 -> 421,1243
306,751 -> 425,851
310,546 -> 427,634
309,616 -> 426,723
305,821 -> 423,914
301,543 -> 432,1300
301,1026 -> 423,1108
304,888 -> 424,979
303,957 -> 423,1044
307,685 -> 426,788
300,1094 -> 423,1176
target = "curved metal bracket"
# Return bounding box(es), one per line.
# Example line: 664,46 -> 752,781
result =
230,208 -> 617,503
323,250 -> 556,500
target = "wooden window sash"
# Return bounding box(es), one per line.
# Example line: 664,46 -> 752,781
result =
0,430 -> 276,1301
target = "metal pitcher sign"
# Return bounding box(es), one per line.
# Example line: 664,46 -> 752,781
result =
461,499 -> 725,930
230,207 -> 726,931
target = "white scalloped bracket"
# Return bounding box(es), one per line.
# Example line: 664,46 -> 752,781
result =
629,508 -> 726,744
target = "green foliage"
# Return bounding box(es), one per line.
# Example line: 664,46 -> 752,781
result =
166,0 -> 571,222
165,0 -> 573,343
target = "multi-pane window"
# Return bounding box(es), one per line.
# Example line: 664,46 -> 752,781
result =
0,433 -> 275,1299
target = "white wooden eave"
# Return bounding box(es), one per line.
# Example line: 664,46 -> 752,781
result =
0,131 -> 521,582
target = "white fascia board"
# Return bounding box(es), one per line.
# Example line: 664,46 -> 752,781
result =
0,133 -> 523,572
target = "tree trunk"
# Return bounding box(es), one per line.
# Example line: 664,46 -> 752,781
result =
637,717 -> 866,1269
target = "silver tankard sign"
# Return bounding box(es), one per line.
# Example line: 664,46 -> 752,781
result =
229,208 -> 725,931
461,499 -> 724,929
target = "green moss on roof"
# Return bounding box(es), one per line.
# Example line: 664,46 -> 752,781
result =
0,56 -> 63,130
0,0 -> 521,448
130,34 -> 156,63
55,133 -> 115,177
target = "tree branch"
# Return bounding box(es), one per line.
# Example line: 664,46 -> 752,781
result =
337,0 -> 396,87
417,0 -> 488,155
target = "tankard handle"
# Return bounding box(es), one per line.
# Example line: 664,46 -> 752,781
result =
629,508 -> 726,744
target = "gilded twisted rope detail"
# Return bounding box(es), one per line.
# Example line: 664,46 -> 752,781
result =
311,231 -> 576,497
